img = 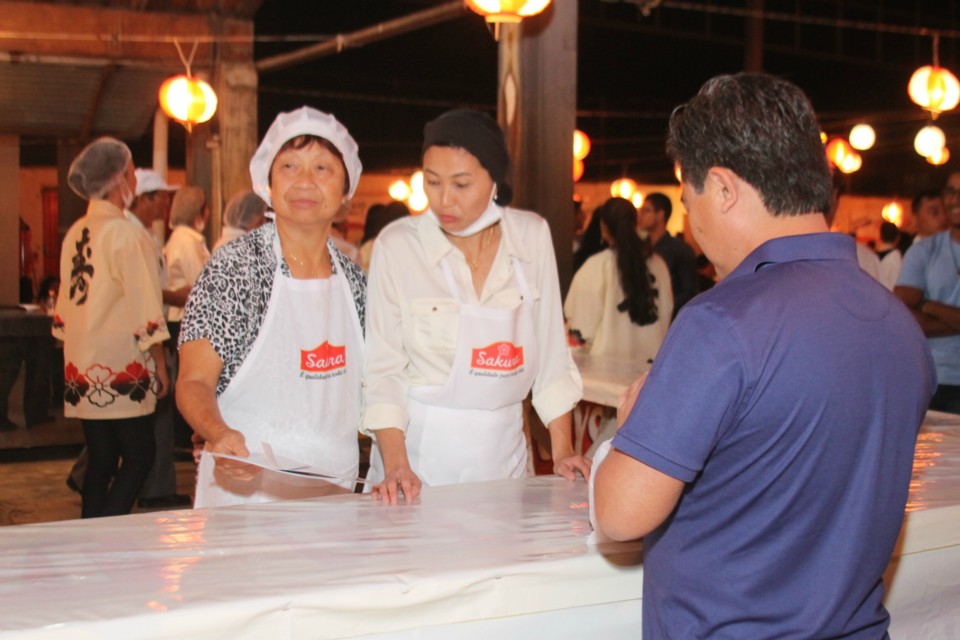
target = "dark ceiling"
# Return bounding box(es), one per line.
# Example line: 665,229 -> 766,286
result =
253,0 -> 960,196
17,0 -> 960,196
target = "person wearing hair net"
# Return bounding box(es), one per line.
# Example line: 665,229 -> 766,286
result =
52,137 -> 171,518
177,106 -> 367,507
363,109 -> 591,504
212,189 -> 267,252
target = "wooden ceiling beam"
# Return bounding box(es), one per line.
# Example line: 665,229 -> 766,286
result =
0,1 -> 252,66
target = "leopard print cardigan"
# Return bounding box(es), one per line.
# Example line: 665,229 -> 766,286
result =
178,223 -> 366,396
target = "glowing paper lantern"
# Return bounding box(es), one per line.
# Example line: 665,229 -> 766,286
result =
631,192 -> 644,208
610,178 -> 638,199
573,158 -> 584,182
908,65 -> 960,118
928,146 -> 951,165
837,151 -> 862,174
849,124 -> 876,151
158,75 -> 217,126
388,180 -> 412,201
882,202 -> 904,227
825,138 -> 853,167
408,191 -> 429,213
914,125 -> 946,157
465,0 -> 552,23
573,130 -> 591,160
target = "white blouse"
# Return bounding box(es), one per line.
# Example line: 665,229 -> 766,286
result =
163,225 -> 210,322
564,248 -> 673,364
362,208 -> 582,434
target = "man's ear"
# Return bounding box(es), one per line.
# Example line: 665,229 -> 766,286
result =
707,167 -> 739,214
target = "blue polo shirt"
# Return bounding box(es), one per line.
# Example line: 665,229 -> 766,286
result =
897,230 -> 960,385
613,232 -> 934,639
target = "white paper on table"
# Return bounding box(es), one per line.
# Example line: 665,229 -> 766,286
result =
209,442 -> 370,485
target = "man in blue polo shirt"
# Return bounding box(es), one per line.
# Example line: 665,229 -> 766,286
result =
592,73 -> 935,638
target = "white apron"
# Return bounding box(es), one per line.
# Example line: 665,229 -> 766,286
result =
368,256 -> 538,487
195,237 -> 363,507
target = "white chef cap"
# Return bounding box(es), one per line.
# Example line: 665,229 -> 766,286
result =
67,137 -> 132,201
249,106 -> 362,206
134,169 -> 180,196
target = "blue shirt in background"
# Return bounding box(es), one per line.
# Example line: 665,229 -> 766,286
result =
897,230 -> 960,385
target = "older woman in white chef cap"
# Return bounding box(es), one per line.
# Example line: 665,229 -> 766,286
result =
177,107 -> 367,507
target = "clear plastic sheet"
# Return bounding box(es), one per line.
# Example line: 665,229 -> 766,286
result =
0,477 -> 642,639
886,411 -> 960,638
1,413 -> 958,639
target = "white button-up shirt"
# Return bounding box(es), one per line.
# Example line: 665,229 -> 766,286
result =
362,207 -> 582,434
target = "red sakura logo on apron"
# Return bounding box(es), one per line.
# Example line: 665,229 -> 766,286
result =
301,341 -> 347,372
472,341 -> 524,371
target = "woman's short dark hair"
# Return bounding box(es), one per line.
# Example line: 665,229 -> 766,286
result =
667,73 -> 832,217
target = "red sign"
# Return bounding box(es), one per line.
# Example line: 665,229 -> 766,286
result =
301,341 -> 347,372
472,341 -> 524,371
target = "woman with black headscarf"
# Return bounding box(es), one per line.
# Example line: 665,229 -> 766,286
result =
362,109 -> 591,503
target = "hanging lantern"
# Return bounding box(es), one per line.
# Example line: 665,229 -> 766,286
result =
882,202 -> 904,227
849,124 -> 876,151
837,151 -> 862,174
914,125 -> 946,157
159,75 -> 217,127
407,171 -> 429,213
909,66 -> 960,118
573,130 -> 591,160
610,178 -> 638,199
631,192 -> 644,208
408,191 -> 429,213
388,179 -> 412,201
573,158 -> 584,182
908,35 -> 960,119
465,0 -> 552,23
825,138 -> 853,167
927,146 -> 951,166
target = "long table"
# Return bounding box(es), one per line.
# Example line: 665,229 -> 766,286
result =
1,415 -> 958,638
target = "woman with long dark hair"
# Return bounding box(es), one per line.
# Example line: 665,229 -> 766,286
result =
565,197 -> 673,364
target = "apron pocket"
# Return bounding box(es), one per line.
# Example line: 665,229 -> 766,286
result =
411,297 -> 460,354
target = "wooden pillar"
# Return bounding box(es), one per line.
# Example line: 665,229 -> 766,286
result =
190,18 -> 258,248
0,136 -> 20,305
745,0 -> 764,71
216,60 -> 259,220
498,2 -> 578,295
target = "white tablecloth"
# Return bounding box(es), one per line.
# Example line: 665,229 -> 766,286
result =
1,415 -> 958,639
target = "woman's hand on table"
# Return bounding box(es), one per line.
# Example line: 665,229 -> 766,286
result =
372,465 -> 422,505
207,428 -> 260,482
554,453 -> 592,482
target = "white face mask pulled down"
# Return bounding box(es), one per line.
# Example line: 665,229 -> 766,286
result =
428,185 -> 503,238
119,177 -> 135,210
